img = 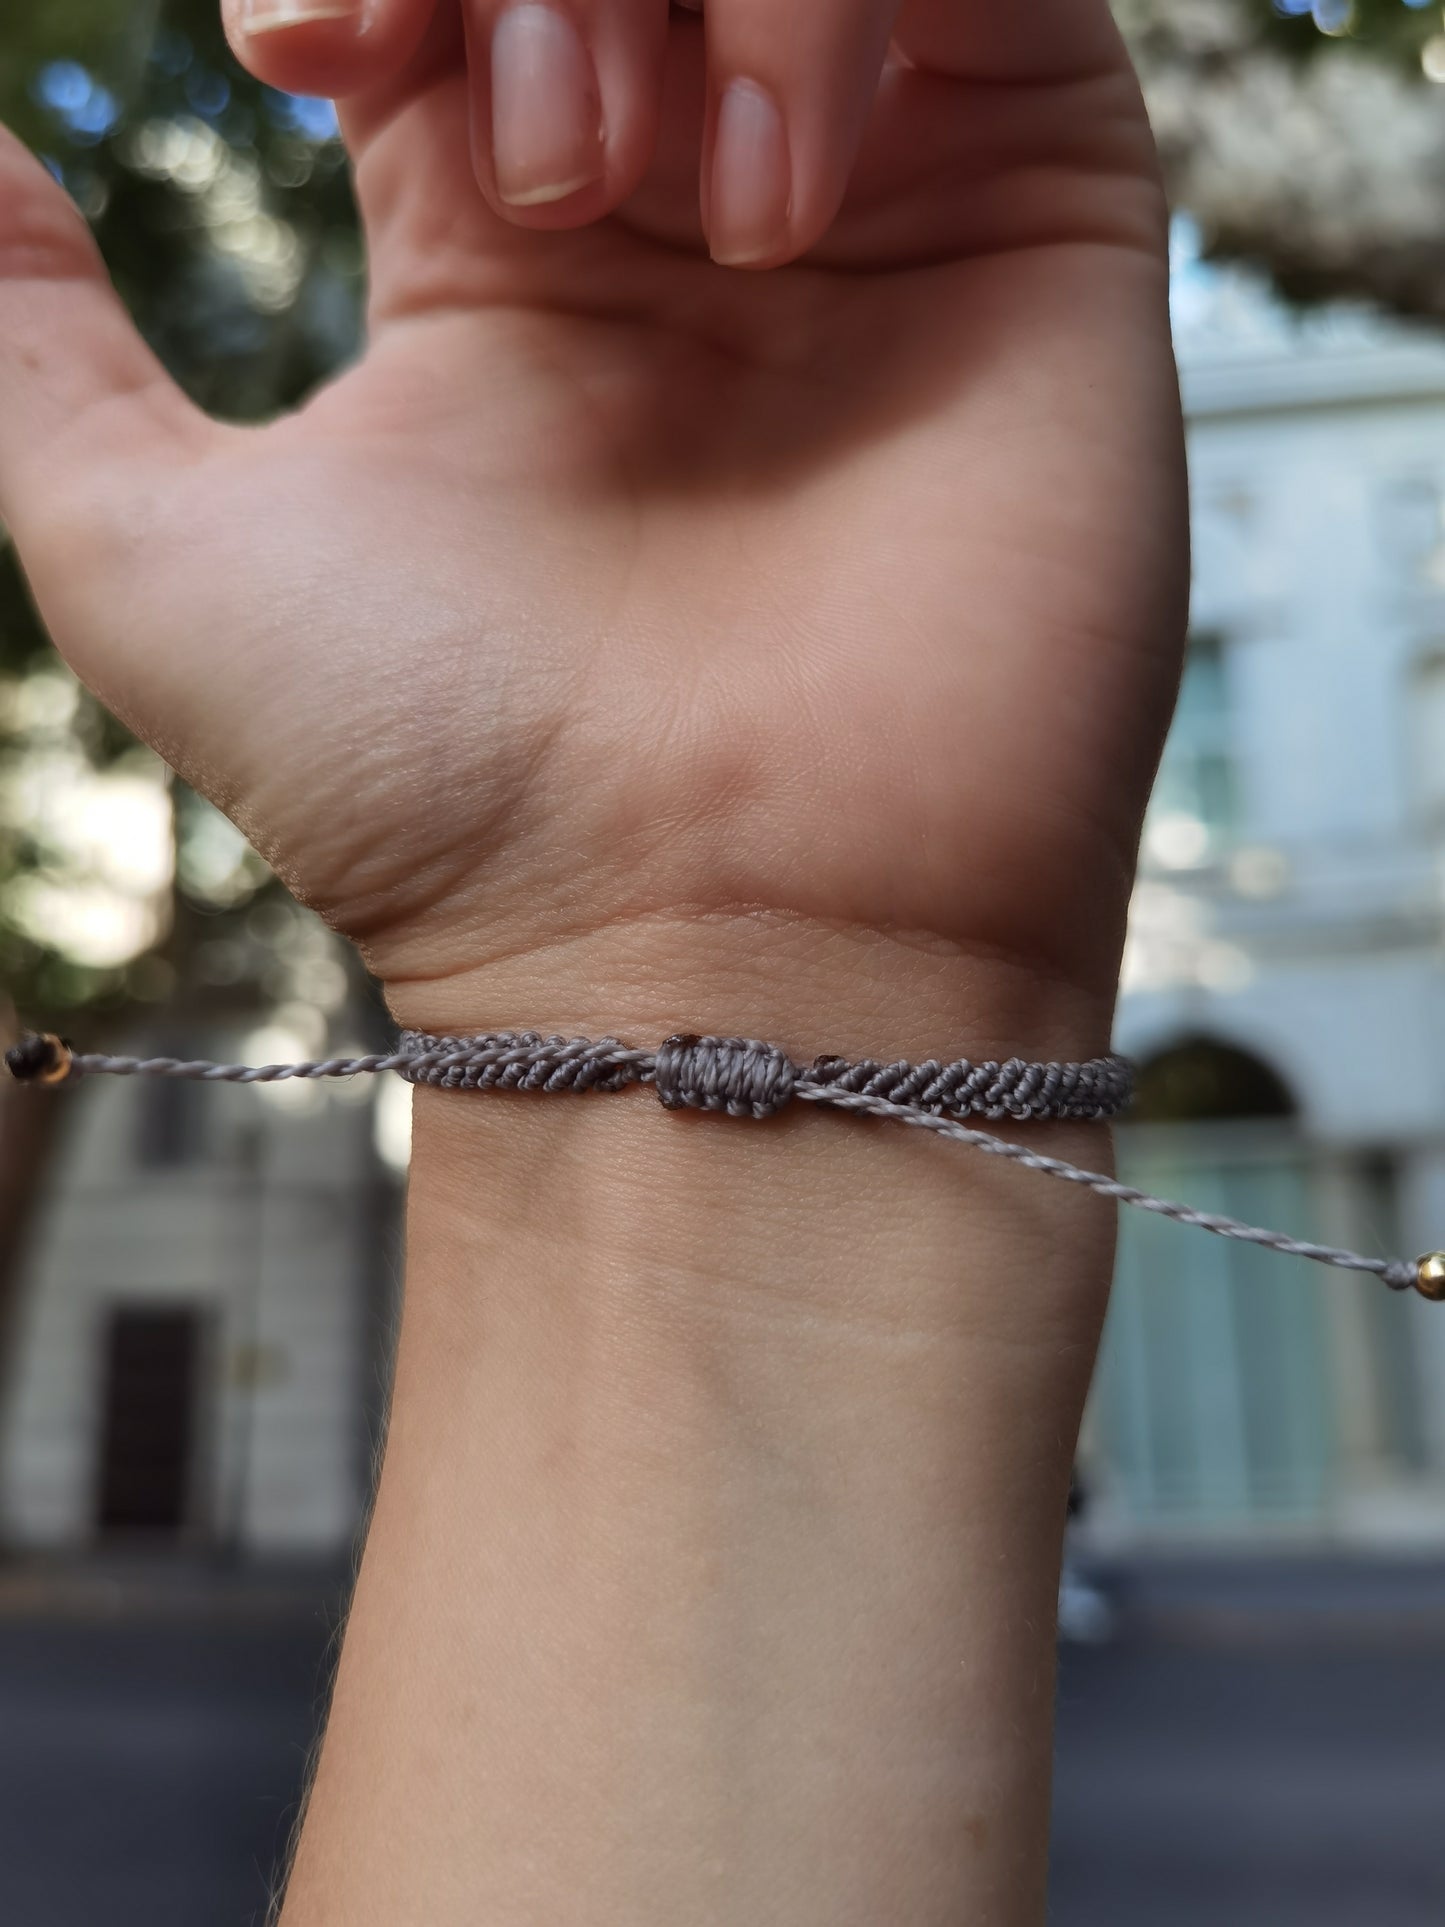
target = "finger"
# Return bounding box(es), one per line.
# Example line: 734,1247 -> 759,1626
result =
0,129 -> 210,537
699,0 -> 901,269
221,0 -> 440,103
893,0 -> 1126,81
463,0 -> 671,226
341,0 -> 467,154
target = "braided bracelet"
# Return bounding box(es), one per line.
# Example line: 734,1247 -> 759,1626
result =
6,1028 -> 1439,1301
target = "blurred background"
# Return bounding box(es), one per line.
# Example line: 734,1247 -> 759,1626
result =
2,1 -> 1445,1922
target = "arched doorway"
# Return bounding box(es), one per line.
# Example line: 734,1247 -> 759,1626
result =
1130,1036 -> 1296,1126
1088,1035 -> 1341,1532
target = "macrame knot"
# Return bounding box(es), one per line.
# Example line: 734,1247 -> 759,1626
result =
653,1035 -> 797,1120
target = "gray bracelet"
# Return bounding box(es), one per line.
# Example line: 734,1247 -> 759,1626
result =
5,1027 -> 1437,1300
393,1031 -> 1135,1123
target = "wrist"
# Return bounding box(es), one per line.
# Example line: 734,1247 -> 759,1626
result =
388,904 -> 1124,1359
395,903 -> 1123,1371
317,910 -> 1122,1927
381,905 -> 1120,1064
368,980 -> 1112,1927
313,1067 -> 1099,1927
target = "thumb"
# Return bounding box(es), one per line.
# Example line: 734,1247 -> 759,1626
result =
0,127 -> 211,544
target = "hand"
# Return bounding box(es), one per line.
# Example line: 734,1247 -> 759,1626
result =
0,0 -> 1187,1047
0,18 -> 1191,1913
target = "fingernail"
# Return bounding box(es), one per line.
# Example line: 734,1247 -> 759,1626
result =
709,80 -> 790,268
238,0 -> 362,34
491,3 -> 605,209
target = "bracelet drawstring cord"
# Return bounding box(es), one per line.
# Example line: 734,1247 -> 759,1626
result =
5,1028 -> 1434,1299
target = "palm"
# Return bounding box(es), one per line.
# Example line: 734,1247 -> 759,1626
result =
2,19 -> 1186,1016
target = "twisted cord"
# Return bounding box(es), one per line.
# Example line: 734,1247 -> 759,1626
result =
66,1051 -> 415,1084
5,1028 -> 1424,1292
793,1085 -> 1420,1293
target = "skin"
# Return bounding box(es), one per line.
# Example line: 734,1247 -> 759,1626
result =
0,2 -> 1189,1920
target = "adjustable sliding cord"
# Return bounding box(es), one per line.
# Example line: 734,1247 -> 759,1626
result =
5,1028 -> 1436,1299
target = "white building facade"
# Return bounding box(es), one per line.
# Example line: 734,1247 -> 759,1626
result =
1088,248 -> 1445,1545
0,1030 -> 400,1557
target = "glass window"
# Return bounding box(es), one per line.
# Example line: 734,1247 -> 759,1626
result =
1409,650 -> 1445,821
1144,633 -> 1239,867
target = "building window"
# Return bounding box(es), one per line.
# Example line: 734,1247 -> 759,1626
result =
1378,477 -> 1445,592
1408,650 -> 1445,823
1143,632 -> 1238,868
1093,1041 -> 1331,1528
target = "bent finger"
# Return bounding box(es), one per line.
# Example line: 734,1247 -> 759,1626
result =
699,0 -> 900,269
463,0 -> 671,225
221,0 -> 441,104
893,0 -> 1127,81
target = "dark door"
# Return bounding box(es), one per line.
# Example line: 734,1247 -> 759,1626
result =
97,1309 -> 201,1537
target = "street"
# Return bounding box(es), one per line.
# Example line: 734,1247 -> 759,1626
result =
0,1586 -> 333,1927
1054,1637 -> 1445,1925
1,1564 -> 1444,1925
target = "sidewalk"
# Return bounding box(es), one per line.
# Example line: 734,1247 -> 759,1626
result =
7,1546 -> 1445,1633
1084,1549 -> 1445,1644
0,1551 -> 350,1624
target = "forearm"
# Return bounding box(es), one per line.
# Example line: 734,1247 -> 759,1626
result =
280,942 -> 1118,1927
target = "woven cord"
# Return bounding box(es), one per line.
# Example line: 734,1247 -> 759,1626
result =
4,1028 -> 1422,1293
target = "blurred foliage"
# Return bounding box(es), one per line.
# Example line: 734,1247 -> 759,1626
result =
0,0 -> 362,1020
0,0 -> 360,416
1122,0 -> 1445,77
1263,0 -> 1445,58
1126,0 -> 1445,319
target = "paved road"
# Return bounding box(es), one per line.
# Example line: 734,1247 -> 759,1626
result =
0,1599 -> 334,1927
1053,1635 -> 1445,1926
3,1568 -> 1445,1926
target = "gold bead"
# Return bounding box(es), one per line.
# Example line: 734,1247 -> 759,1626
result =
36,1036 -> 73,1088
1416,1254 -> 1445,1302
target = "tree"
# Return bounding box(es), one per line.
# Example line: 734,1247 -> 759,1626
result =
1125,0 -> 1445,319
0,0 -> 369,1389
0,0 -> 361,1023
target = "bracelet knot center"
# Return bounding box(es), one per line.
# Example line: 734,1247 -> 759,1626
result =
653,1035 -> 796,1120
